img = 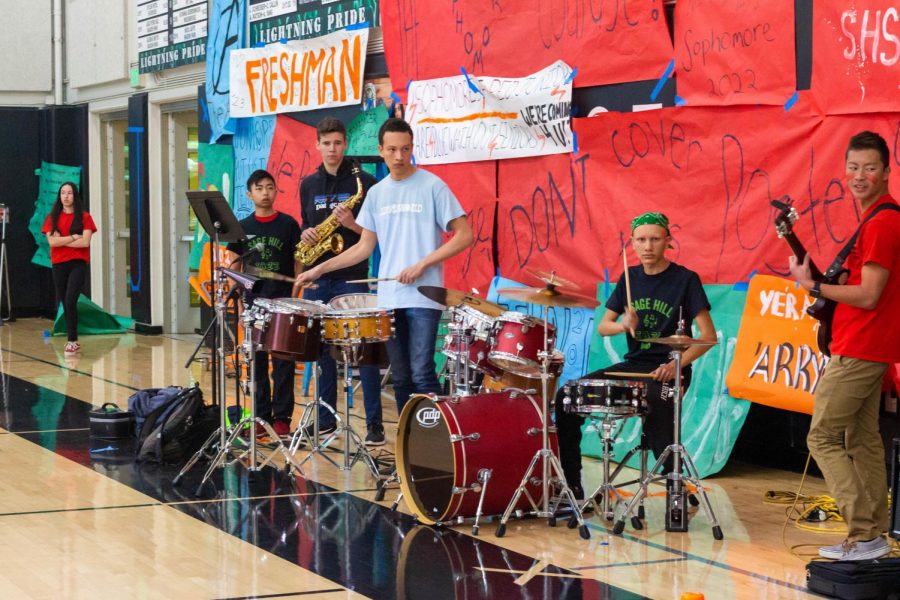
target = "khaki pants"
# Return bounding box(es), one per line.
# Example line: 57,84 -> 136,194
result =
808,355 -> 889,542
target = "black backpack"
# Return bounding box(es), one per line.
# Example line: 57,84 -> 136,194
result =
807,557 -> 900,599
136,386 -> 216,464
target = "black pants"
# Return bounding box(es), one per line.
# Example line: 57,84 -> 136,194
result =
554,361 -> 692,490
253,350 -> 295,423
51,259 -> 86,342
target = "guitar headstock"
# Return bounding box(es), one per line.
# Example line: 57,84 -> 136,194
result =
771,198 -> 798,239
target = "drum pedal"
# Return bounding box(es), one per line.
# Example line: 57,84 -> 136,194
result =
665,487 -> 689,532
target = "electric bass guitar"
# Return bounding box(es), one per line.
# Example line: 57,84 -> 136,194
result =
771,199 -> 840,356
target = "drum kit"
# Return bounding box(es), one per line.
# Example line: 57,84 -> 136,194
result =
389,271 -> 593,538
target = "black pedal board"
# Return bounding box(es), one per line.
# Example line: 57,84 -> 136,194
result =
665,488 -> 689,532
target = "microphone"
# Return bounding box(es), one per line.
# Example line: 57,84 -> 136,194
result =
234,242 -> 265,264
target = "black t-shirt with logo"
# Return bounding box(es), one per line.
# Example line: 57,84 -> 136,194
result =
606,262 -> 711,367
227,212 -> 301,298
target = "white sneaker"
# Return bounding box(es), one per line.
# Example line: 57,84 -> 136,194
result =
819,537 -> 890,561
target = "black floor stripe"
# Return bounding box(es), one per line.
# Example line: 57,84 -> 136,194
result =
212,590 -> 346,600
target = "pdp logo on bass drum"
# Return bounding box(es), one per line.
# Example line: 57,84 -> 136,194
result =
416,407 -> 441,428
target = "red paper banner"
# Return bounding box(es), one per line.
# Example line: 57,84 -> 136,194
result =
674,0 -> 795,106
380,0 -> 673,100
426,162 -> 497,297
267,115 -> 320,225
811,1 -> 900,114
495,107 -> 900,293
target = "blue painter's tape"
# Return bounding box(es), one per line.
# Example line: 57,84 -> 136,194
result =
564,67 -> 577,84
603,268 -> 610,299
127,126 -> 144,133
674,95 -> 687,106
406,79 -> 412,91
252,41 -> 265,48
390,91 -> 401,106
411,154 -> 417,166
650,59 -> 675,102
784,91 -> 799,112
731,269 -> 757,291
572,131 -> 579,155
346,21 -> 370,31
279,37 -> 288,44
461,67 -> 482,95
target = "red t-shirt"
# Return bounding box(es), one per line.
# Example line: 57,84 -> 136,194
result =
41,211 -> 97,264
830,195 -> 900,363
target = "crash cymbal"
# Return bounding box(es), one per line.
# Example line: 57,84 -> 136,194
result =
417,285 -> 506,317
496,286 -> 598,309
524,268 -> 578,291
640,334 -> 718,349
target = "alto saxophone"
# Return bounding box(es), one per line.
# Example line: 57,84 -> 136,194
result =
294,163 -> 365,266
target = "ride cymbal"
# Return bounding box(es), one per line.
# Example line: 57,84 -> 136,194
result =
417,285 -> 506,317
496,287 -> 597,309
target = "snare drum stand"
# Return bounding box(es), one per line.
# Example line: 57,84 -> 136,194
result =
496,304 -> 589,540
579,414 -> 649,526
300,343 -> 380,479
289,360 -> 342,462
611,331 -> 723,539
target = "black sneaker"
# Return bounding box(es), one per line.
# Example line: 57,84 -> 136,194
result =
365,423 -> 386,446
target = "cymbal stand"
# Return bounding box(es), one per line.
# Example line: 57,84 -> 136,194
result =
611,318 -> 723,539
299,343 -> 380,479
446,308 -> 477,395
496,301 -> 589,539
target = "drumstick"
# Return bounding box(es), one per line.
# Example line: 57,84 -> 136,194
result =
622,246 -> 633,309
604,371 -> 656,378
346,277 -> 397,284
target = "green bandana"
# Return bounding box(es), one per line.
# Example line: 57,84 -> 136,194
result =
631,212 -> 670,233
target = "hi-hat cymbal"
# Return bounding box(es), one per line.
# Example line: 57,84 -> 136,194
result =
640,334 -> 718,349
497,286 -> 597,309
524,268 -> 577,291
417,285 -> 506,317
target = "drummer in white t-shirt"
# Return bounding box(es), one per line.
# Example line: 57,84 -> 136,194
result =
296,117 -> 473,416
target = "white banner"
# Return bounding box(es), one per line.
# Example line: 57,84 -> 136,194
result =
406,61 -> 574,165
229,27 -> 368,118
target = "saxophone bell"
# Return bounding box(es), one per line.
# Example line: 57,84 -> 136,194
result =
330,234 -> 344,255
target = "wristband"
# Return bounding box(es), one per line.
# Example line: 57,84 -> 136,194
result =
809,281 -> 822,299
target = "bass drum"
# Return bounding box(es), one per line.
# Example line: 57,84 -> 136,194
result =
396,390 -> 556,525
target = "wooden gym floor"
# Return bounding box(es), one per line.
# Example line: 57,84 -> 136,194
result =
0,318 -> 896,599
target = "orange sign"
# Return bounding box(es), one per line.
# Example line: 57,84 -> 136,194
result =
725,275 -> 829,414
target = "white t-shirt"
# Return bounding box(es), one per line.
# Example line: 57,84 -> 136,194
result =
357,168 -> 465,309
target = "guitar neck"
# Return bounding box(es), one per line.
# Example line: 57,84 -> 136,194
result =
783,233 -> 824,281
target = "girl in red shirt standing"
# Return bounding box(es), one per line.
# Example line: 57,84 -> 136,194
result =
41,182 -> 96,355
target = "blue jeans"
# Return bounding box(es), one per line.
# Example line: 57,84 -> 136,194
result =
304,279 -> 382,427
386,307 -> 443,414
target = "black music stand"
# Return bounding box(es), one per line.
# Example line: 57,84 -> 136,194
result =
177,192 -> 245,489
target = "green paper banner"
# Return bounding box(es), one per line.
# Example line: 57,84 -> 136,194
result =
346,103 -> 388,177
190,143 -> 235,269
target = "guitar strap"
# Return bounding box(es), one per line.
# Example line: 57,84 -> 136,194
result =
823,203 -> 900,281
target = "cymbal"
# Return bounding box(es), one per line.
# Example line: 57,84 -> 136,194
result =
496,286 -> 597,309
640,334 -> 718,349
417,285 -> 506,317
524,268 -> 577,291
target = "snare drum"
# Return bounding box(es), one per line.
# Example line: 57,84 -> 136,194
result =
258,298 -> 329,361
322,293 -> 394,345
561,378 -> 648,416
397,390 -> 555,524
488,311 -> 556,377
482,350 -> 565,395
